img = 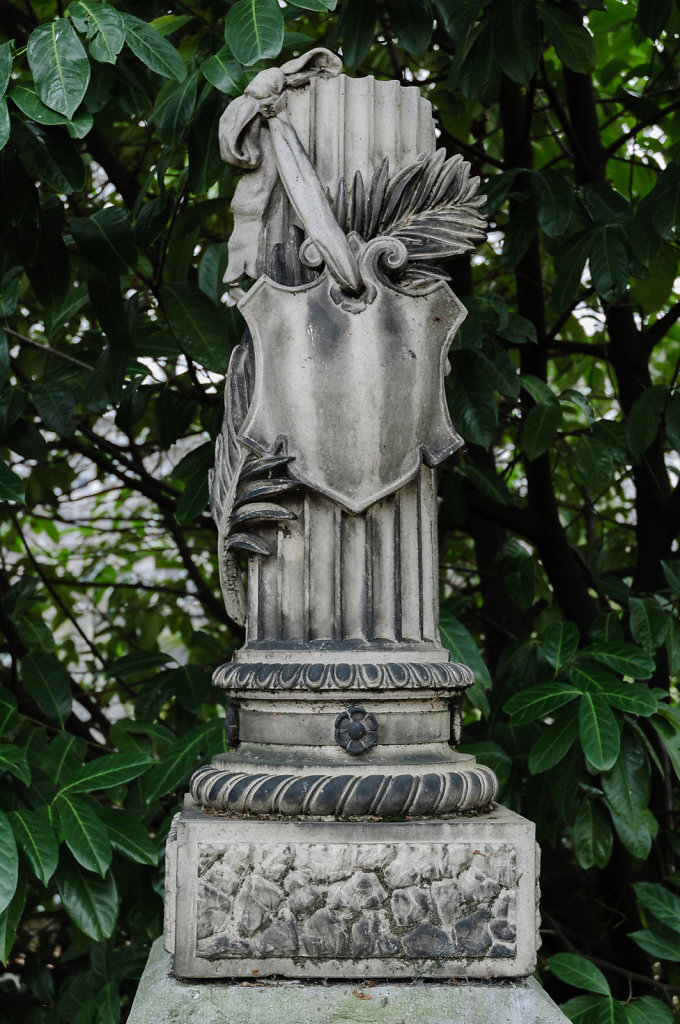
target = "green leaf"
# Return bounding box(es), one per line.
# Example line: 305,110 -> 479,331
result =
32,383 -> 76,436
666,616 -> 680,679
522,401 -> 562,461
287,0 -> 337,9
0,461 -> 25,502
161,282 -> 235,373
628,597 -> 669,652
0,812 -> 18,915
602,733 -> 652,858
633,882 -> 680,933
9,83 -> 68,125
549,953 -> 610,995
647,163 -> 680,240
13,120 -> 85,194
153,72 -> 199,145
460,464 -> 512,506
0,876 -> 25,965
439,610 -> 492,689
71,207 -> 139,276
533,169 -> 575,237
579,693 -> 620,771
625,997 -> 676,1024
144,720 -> 225,804
528,707 -> 579,773
543,622 -> 579,672
629,926 -> 680,962
561,995 -> 610,1024
99,807 -> 157,866
27,18 -> 90,118
225,0 -> 285,66
68,1 -> 125,64
541,5 -> 597,73
447,351 -> 498,446
575,433 -> 615,493
581,642 -> 655,680
59,753 -> 153,795
0,685 -> 18,737
21,651 -> 73,725
201,47 -> 242,94
572,800 -> 613,870
0,40 -> 12,98
56,858 -> 118,941
626,385 -> 667,461
589,224 -> 630,302
492,0 -> 541,83
338,0 -> 377,70
122,14 -> 186,81
551,229 -> 593,310
0,744 -> 31,785
43,731 -> 86,786
0,99 -> 9,152
636,0 -> 672,39
505,681 -> 581,724
661,559 -> 680,596
388,0 -> 432,54
594,680 -> 657,717
56,794 -> 112,876
108,650 -> 174,679
665,392 -> 680,451
10,807 -> 59,885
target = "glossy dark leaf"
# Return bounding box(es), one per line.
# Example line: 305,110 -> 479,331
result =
447,351 -> 498,446
589,224 -> 630,302
575,433 -> 615,493
581,642 -> 655,680
58,753 -> 153,795
201,48 -> 242,94
144,720 -> 225,804
0,461 -> 25,502
625,385 -> 667,461
108,651 -> 174,679
579,693 -> 620,771
632,882 -> 680,933
161,282 -> 236,373
504,681 -> 581,724
339,0 -> 377,70
528,707 -> 579,774
10,807 -> 59,885
533,168 -> 575,238
225,0 -> 285,66
56,858 -> 118,941
27,18 -> 90,118
56,794 -> 112,876
388,0 -> 432,54
123,14 -> 186,81
32,383 -> 76,436
522,401 -> 562,461
541,4 -> 597,73
542,621 -> 579,672
71,207 -> 139,276
69,1 -> 125,64
628,597 -> 669,652
572,799 -> 613,870
549,953 -> 610,995
99,807 -> 157,866
21,651 -> 72,725
492,0 -> 541,83
0,812 -> 18,915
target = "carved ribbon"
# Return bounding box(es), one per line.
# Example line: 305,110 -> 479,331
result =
219,48 -> 363,297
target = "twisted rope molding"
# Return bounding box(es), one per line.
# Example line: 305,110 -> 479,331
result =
190,762 -> 497,818
213,660 -> 475,692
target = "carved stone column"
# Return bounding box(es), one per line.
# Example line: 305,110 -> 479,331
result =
158,51 -> 550,994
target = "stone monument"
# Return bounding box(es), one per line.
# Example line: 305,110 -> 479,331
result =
128,49 -> 569,1024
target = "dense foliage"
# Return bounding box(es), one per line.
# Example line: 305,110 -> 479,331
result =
0,0 -> 679,1020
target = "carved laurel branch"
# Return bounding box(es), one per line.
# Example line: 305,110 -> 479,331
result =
190,762 -> 498,818
329,149 -> 487,286
210,338 -> 300,626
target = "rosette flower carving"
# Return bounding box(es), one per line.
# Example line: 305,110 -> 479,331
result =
334,706 -> 378,754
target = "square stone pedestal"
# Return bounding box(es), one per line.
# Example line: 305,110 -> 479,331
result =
165,800 -> 540,980
127,937 -> 571,1024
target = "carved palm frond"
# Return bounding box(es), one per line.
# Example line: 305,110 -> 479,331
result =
333,150 -> 487,267
226,455 -> 299,556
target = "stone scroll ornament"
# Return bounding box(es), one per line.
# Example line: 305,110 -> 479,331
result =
191,49 -> 498,819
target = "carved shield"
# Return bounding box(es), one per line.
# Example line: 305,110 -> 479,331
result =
237,270 -> 466,514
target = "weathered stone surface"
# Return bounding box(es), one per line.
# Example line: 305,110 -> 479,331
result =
254,910 -> 298,957
351,911 -> 400,957
298,909 -> 349,957
130,938 -> 573,1024
390,887 -> 429,927
431,879 -> 460,930
327,871 -> 387,911
170,803 -> 539,979
455,906 -> 492,955
402,922 -> 455,959
233,874 -> 283,936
